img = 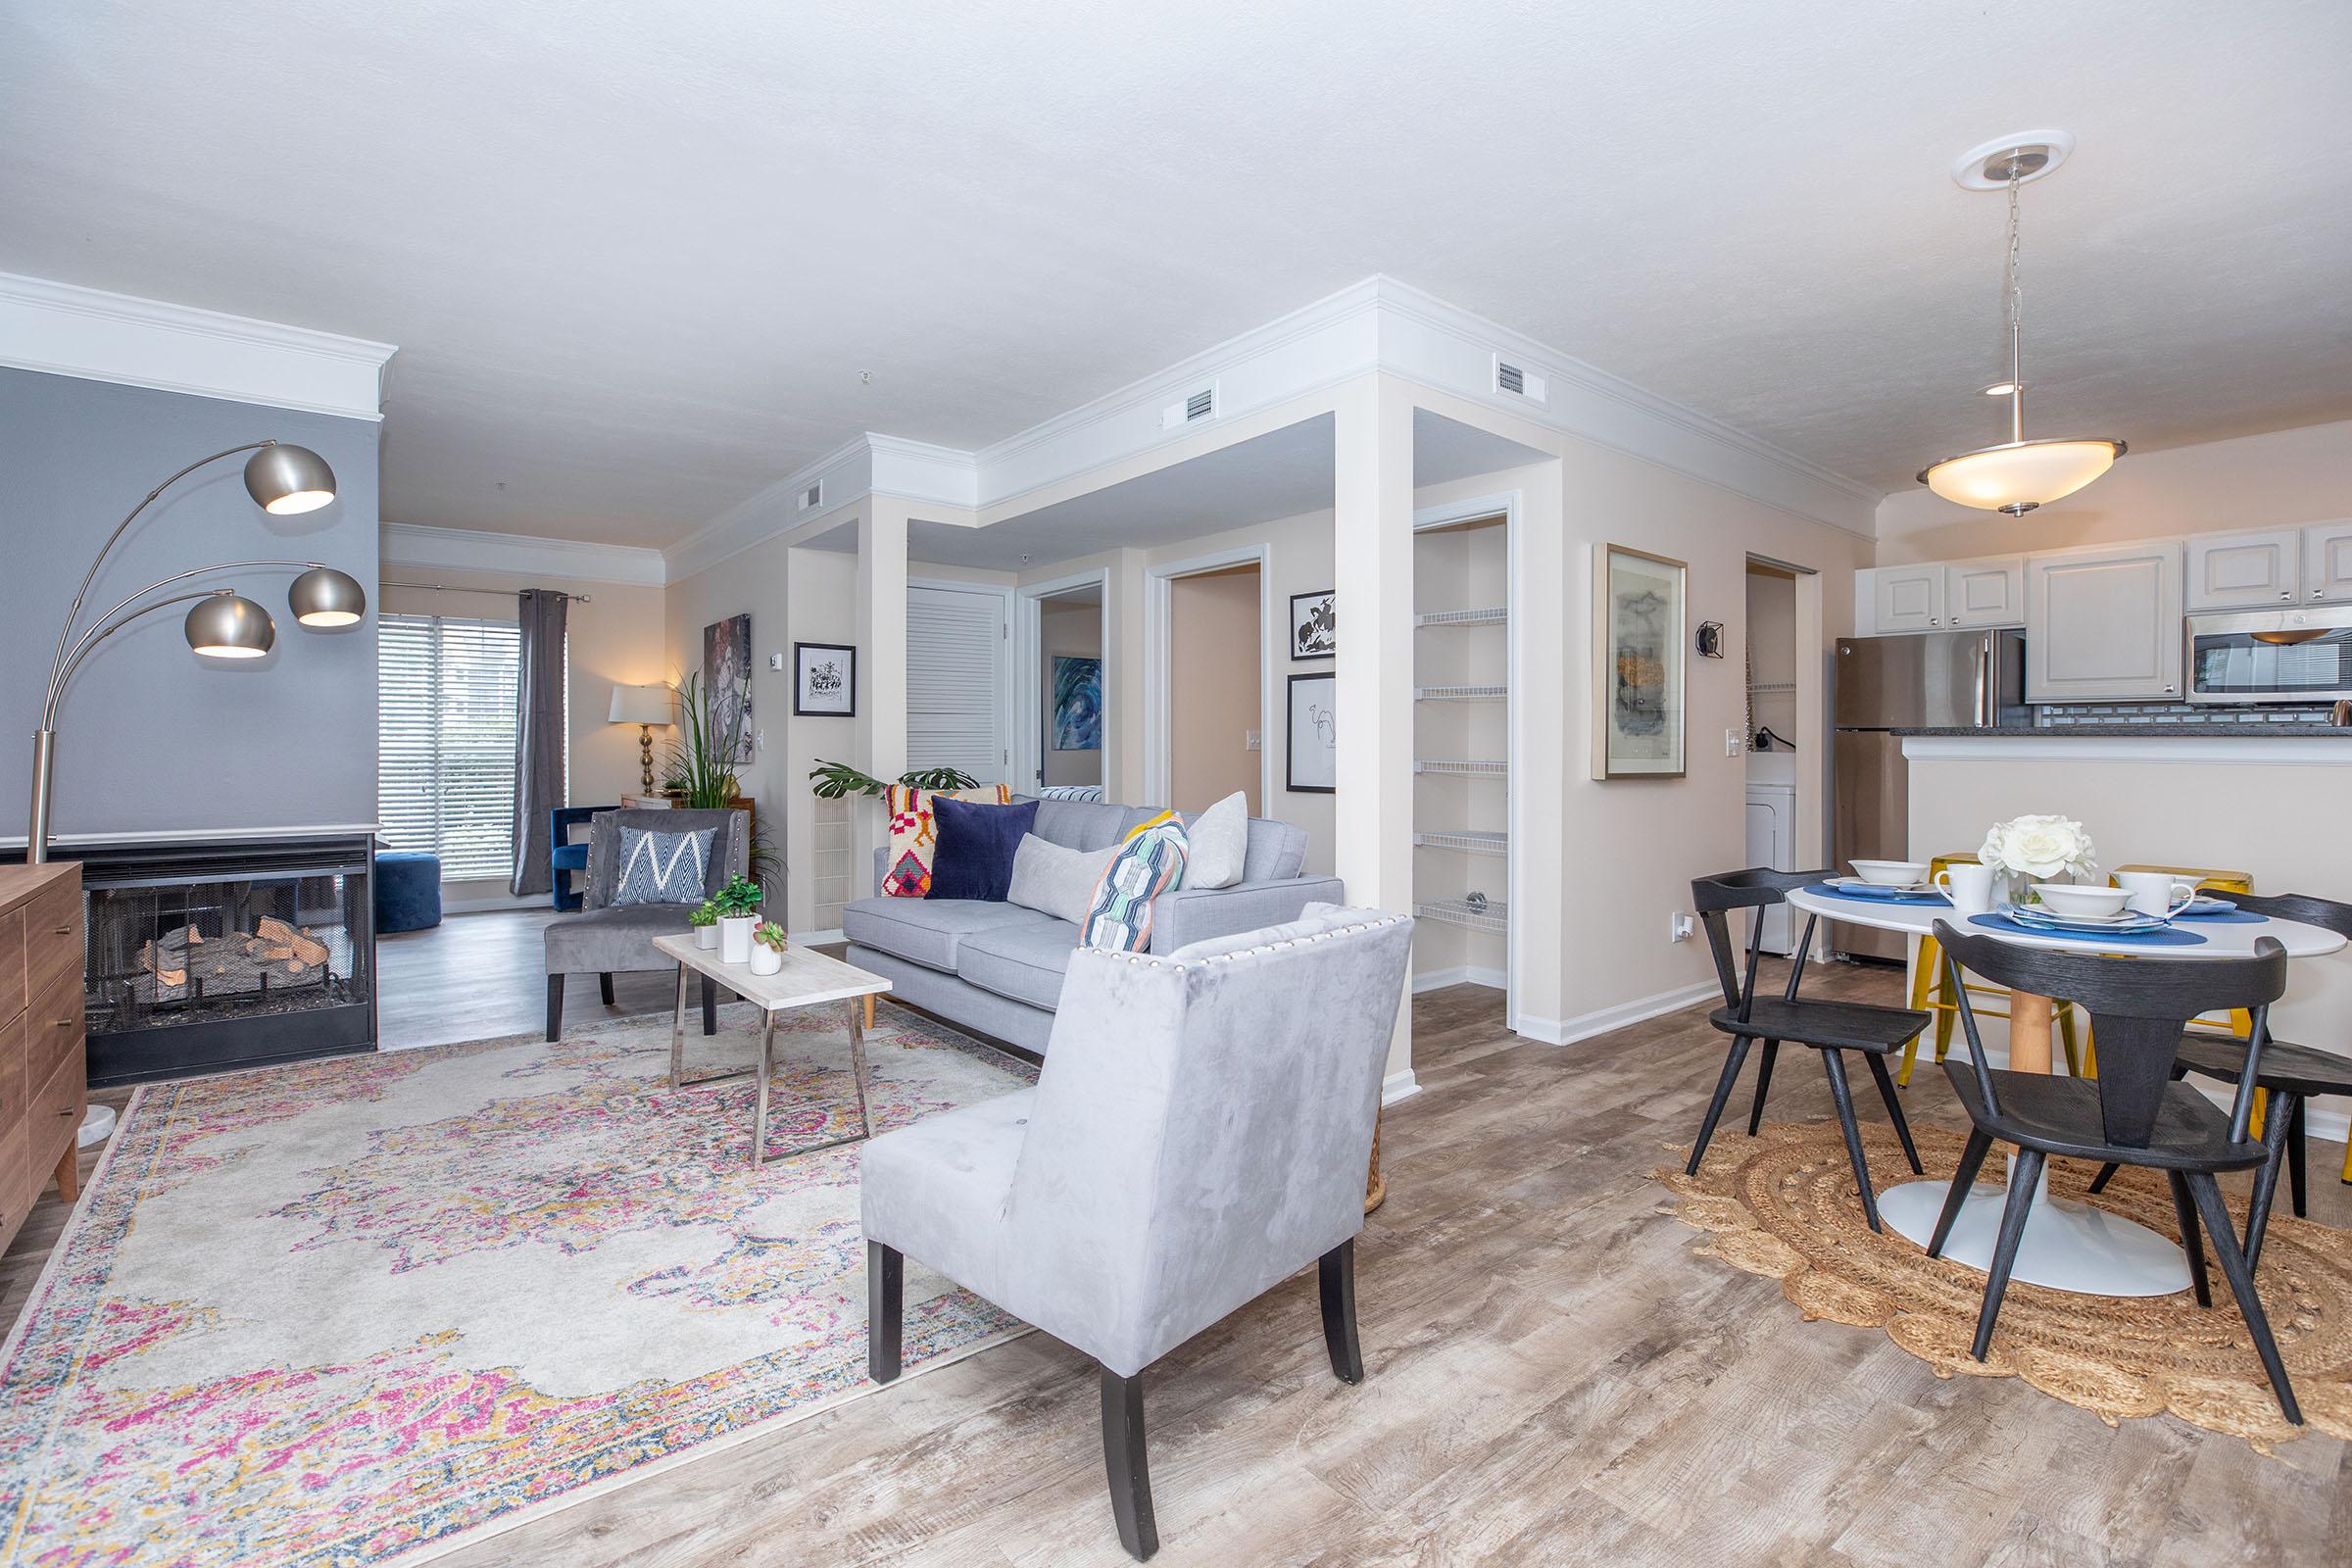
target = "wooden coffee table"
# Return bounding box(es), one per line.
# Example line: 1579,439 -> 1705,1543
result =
653,934 -> 893,1168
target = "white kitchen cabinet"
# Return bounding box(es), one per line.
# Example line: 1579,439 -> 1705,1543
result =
2026,541 -> 2183,703
2185,528 -> 2302,611
1867,565 -> 1943,634
2303,520 -> 2352,605
1942,557 -> 2026,627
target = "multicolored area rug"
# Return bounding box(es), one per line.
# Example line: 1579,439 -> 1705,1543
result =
0,1002 -> 1038,1567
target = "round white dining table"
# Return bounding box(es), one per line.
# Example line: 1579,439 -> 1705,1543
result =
1785,885 -> 2348,1298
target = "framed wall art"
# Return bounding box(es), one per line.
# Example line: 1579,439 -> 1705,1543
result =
703,613 -> 755,761
1286,670 -> 1337,793
1591,544 -> 1686,779
1051,654 -> 1102,751
1289,589 -> 1336,661
792,642 -> 857,716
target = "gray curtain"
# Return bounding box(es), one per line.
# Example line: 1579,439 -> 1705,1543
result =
510,589 -> 568,897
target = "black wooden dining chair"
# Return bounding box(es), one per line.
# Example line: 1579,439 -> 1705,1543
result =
1928,920 -> 2299,1424
2084,890 -> 2352,1272
1688,869 -> 1928,1232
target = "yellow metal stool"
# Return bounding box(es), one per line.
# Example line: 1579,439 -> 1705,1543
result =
1898,852 -> 2082,1086
2075,864 -> 2259,1085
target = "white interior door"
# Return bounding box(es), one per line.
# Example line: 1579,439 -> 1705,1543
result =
907,583 -> 1010,786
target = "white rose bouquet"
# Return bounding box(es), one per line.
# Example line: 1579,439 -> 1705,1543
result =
1979,813 -> 2097,887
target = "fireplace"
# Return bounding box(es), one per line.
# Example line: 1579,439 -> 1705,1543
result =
72,836 -> 376,1085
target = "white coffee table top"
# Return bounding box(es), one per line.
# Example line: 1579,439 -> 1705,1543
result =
653,934 -> 892,1010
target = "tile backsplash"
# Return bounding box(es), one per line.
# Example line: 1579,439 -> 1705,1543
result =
2034,701 -> 2339,728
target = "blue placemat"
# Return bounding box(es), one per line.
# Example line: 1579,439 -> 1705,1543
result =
1802,882 -> 1949,907
1970,912 -> 2208,947
2174,906 -> 2265,924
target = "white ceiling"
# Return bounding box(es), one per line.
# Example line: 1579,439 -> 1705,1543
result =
5,2 -> 2348,548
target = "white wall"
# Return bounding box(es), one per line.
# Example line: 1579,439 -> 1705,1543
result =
1875,417 -> 2352,564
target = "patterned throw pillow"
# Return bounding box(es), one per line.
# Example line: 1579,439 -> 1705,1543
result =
1080,817 -> 1190,952
882,784 -> 1012,898
612,826 -> 715,906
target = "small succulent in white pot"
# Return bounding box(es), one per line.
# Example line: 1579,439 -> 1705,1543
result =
689,901 -> 720,950
1979,814 -> 2097,905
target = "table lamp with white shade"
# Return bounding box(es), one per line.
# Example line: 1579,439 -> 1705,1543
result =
609,683 -> 674,793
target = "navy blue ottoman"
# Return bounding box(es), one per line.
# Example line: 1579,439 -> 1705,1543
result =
375,851 -> 444,933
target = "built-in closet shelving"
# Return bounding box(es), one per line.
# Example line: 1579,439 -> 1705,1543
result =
1412,511 -> 1512,1000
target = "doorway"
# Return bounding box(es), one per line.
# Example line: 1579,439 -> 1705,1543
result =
1035,581 -> 1105,796
1743,555 -> 1826,956
1167,563 -> 1263,813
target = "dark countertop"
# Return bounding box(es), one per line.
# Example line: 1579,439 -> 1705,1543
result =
1892,724 -> 2352,738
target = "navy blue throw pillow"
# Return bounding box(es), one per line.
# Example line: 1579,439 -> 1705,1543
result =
926,797 -> 1039,902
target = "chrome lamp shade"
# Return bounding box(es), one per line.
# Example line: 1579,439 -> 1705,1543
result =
244,443 -> 338,515
289,565 -> 368,626
184,594 -> 276,659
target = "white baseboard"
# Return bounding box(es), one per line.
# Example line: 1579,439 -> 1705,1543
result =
792,927 -> 846,947
1516,979 -> 1720,1048
1410,964 -> 1506,996
1381,1069 -> 1421,1106
439,896 -> 544,915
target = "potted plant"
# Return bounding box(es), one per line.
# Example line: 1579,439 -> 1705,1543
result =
688,900 -> 720,950
713,874 -> 763,964
749,919 -> 788,976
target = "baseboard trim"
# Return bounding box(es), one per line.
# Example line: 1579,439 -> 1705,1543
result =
439,896 -> 545,915
792,927 -> 846,947
1516,979 -> 1720,1047
1410,965 -> 1506,996
1380,1069 -> 1420,1106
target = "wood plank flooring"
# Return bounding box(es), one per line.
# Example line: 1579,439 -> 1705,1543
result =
4,941 -> 2345,1565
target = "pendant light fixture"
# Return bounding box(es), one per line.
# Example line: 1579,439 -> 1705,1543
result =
1918,135 -> 2126,515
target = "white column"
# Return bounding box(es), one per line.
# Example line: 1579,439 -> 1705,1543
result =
1332,373 -> 1417,1085
856,501 -> 910,858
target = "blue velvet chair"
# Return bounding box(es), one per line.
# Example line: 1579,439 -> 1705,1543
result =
549,805 -> 612,910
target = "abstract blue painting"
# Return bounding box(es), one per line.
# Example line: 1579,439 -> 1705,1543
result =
1052,655 -> 1102,751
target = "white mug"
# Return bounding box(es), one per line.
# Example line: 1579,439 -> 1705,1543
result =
1935,861 -> 1996,915
2115,870 -> 2197,918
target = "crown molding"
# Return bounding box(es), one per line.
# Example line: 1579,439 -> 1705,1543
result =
381,521 -> 665,586
0,271 -> 396,421
660,274 -> 1884,576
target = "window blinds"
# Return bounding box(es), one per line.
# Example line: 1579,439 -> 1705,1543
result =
376,612 -> 523,881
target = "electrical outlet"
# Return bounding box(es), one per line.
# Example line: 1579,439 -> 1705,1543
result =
1669,911 -> 1694,943
754,728 -> 765,752
1245,729 -> 1261,753
1725,726 -> 1743,758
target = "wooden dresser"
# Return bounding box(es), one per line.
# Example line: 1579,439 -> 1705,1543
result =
0,862 -> 85,1252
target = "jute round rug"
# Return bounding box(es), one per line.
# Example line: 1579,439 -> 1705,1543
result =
1654,1120 -> 2352,1451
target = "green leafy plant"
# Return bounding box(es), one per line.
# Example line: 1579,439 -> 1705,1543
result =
808,760 -> 982,800
712,873 -> 764,918
662,670 -> 748,809
687,901 -> 717,929
753,920 -> 788,953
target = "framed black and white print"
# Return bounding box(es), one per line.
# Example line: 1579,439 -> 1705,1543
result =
792,642 -> 857,716
1289,589 -> 1336,661
1286,670 -> 1337,793
1591,544 -> 1686,779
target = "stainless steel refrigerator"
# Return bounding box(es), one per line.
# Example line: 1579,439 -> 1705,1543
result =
1830,629 -> 2026,960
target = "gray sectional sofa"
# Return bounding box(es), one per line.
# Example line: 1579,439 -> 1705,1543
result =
842,797 -> 1344,1053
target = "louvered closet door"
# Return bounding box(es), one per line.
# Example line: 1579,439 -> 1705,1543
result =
906,585 -> 1009,786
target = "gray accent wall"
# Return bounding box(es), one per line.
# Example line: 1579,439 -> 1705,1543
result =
0,368 -> 380,841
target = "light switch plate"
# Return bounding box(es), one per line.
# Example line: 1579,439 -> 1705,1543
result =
1725,726 -> 1743,757
768,652 -> 785,671
1245,729 -> 1261,752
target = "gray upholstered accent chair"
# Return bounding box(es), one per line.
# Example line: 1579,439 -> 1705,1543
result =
542,808 -> 746,1041
861,904 -> 1414,1561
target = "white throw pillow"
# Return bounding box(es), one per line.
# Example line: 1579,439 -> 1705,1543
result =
1181,791 -> 1250,889
1005,834 -> 1122,925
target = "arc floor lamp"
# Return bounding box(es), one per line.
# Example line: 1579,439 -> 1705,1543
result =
30,440 -> 368,862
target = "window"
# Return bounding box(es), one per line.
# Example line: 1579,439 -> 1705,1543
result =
377,613 -> 522,881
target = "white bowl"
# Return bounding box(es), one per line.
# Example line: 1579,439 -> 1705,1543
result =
1848,858 -> 1930,887
2031,882 -> 2132,918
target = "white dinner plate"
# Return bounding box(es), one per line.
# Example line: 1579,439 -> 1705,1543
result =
2006,906 -> 2171,935
1826,875 -> 1939,897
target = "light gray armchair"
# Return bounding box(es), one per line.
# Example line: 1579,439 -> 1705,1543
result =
861,904 -> 1414,1561
542,808 -> 746,1040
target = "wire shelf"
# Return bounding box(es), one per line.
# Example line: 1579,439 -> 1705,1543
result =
1414,759 -> 1508,777
1415,830 -> 1508,856
1415,607 -> 1508,628
1415,898 -> 1509,934
1415,684 -> 1507,702
1746,681 -> 1796,693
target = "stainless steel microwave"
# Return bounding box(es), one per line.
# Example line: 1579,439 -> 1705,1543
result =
2184,605 -> 2352,704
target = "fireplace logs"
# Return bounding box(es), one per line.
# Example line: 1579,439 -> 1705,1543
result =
134,917 -> 335,1004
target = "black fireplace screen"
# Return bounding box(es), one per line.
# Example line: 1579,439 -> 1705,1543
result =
74,838 -> 376,1084
87,870 -> 365,1033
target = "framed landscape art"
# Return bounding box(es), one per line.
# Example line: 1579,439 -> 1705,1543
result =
1591,544 -> 1686,779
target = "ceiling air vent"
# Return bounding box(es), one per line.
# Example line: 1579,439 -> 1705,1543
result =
1160,382 -> 1219,429
1494,356 -> 1547,405
798,481 -> 824,512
